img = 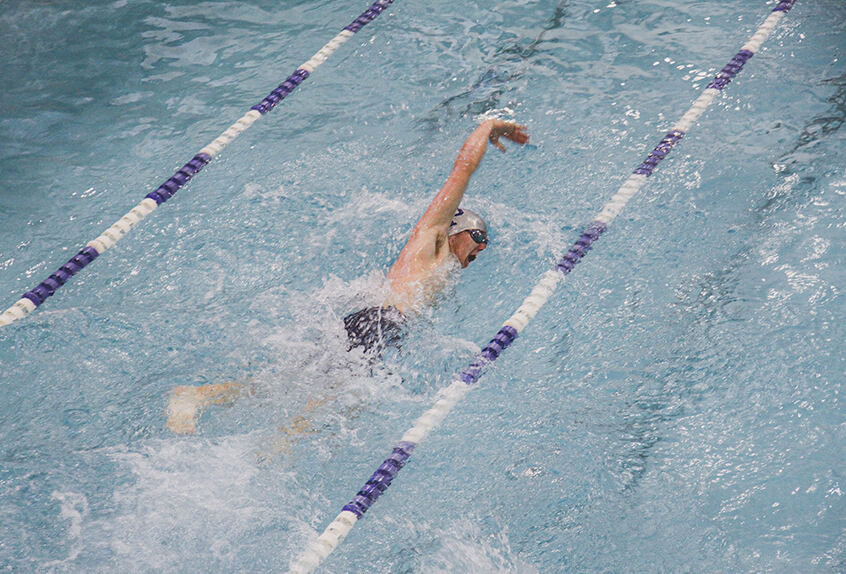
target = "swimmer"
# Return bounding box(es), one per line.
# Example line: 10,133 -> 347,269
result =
344,118 -> 528,354
166,119 -> 529,434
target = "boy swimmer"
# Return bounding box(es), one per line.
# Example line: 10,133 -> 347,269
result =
166,119 -> 529,433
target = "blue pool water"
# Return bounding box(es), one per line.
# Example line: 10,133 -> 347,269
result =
1,0 -> 843,572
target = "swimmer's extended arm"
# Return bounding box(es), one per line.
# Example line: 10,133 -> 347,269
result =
417,119 -> 529,232
389,120 -> 528,276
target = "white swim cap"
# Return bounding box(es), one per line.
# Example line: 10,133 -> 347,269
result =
448,208 -> 487,237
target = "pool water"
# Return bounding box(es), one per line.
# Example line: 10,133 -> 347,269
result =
1,0 -> 843,572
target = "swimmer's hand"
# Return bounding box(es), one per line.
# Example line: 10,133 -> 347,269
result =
487,120 -> 529,152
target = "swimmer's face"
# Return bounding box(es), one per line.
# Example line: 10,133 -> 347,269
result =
449,229 -> 488,268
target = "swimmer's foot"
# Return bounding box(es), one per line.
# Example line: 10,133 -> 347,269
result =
165,386 -> 203,434
165,382 -> 243,434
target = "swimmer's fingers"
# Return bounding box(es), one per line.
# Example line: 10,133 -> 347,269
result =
304,396 -> 330,413
490,135 -> 507,153
501,124 -> 529,145
489,122 -> 529,152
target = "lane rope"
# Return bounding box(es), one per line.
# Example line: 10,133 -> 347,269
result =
286,1 -> 797,572
0,0 -> 396,328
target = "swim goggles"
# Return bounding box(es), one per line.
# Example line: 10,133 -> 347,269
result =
467,228 -> 488,245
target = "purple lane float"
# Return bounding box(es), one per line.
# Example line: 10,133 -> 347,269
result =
0,0 -> 396,327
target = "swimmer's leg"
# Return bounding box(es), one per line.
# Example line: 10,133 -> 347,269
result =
259,397 -> 330,459
165,382 -> 246,434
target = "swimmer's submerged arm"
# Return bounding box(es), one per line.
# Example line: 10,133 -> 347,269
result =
166,381 -> 247,434
165,380 -> 329,440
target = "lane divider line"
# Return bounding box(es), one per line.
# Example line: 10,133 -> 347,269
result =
0,0 -> 396,328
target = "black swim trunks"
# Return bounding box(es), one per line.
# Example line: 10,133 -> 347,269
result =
343,306 -> 405,356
